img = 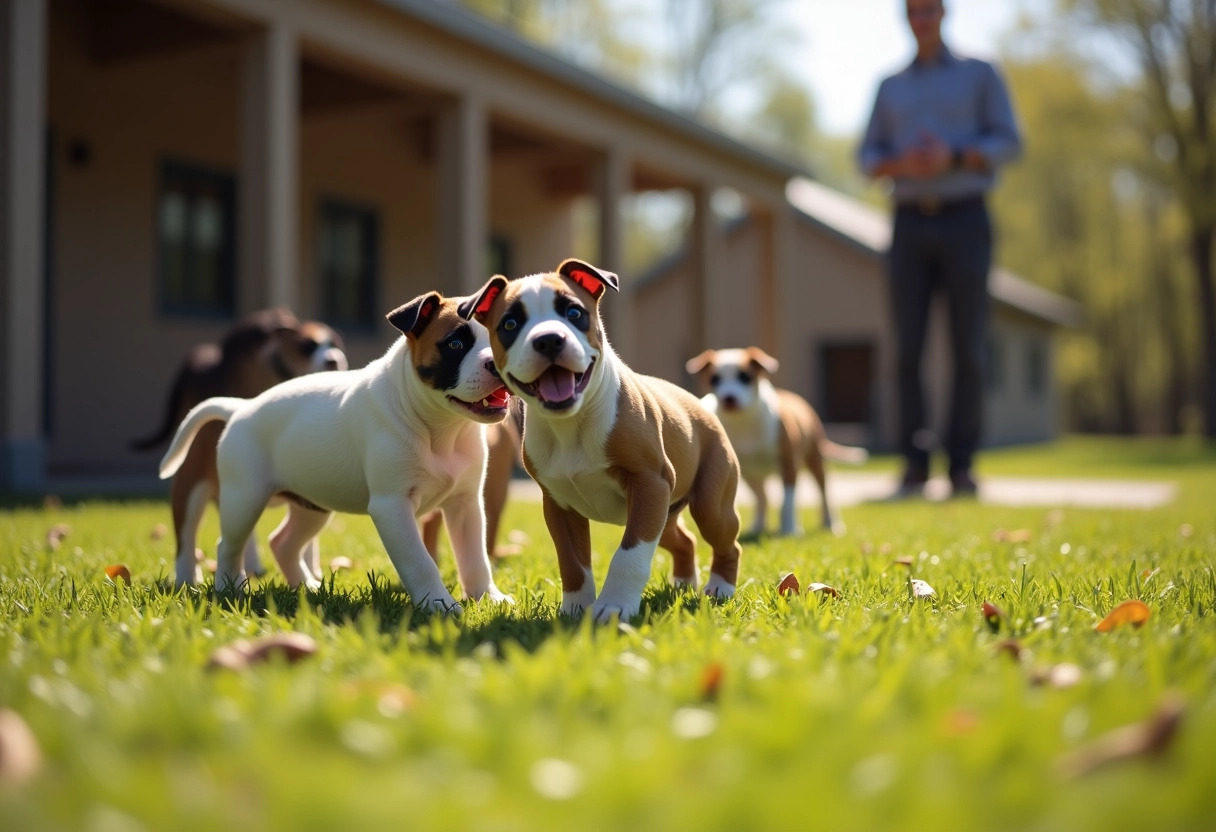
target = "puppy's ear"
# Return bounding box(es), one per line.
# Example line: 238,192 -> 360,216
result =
387,291 -> 443,340
457,276 -> 509,322
746,347 -> 779,376
557,258 -> 619,300
685,350 -> 717,376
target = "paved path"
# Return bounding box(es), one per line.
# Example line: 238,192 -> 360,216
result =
509,471 -> 1177,510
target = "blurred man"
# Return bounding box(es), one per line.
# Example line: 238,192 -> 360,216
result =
858,0 -> 1022,497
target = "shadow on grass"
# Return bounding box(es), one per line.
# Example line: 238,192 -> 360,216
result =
156,571 -> 695,657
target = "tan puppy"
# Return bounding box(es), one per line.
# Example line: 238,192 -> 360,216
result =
461,258 -> 743,622
686,347 -> 868,536
132,308 -> 348,584
158,291 -> 513,610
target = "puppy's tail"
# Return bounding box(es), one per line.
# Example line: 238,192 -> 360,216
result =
158,397 -> 245,479
820,439 -> 869,465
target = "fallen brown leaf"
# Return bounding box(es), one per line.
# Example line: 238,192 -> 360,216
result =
1030,662 -> 1083,689
203,558 -> 218,574
1058,695 -> 1185,779
150,523 -> 167,541
104,563 -> 132,585
777,573 -> 800,596
45,524 -> 71,551
995,639 -> 1025,662
329,556 -> 354,572
910,579 -> 936,599
982,601 -> 1004,633
42,495 -> 63,511
992,528 -> 1033,544
1094,599 -> 1151,632
893,556 -> 913,568
206,633 -> 318,671
491,543 -> 524,558
941,708 -> 981,737
0,709 -> 42,785
1179,523 -> 1193,539
699,662 -> 725,702
1140,568 -> 1159,581
807,582 -> 840,598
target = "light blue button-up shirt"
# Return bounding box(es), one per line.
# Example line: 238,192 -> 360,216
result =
858,47 -> 1023,203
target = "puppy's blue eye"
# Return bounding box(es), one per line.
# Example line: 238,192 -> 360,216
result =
447,338 -> 464,351
566,307 -> 584,323
502,318 -> 518,332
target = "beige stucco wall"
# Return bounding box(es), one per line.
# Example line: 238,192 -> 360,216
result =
45,2 -> 573,475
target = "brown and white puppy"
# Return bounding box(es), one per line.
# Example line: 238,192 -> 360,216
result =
686,347 -> 868,536
132,308 -> 348,584
157,292 -> 513,613
460,259 -> 743,622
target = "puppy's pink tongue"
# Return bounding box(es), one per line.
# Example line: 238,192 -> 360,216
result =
538,367 -> 576,402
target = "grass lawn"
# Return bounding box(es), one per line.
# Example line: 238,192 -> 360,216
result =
1,437 -> 1214,831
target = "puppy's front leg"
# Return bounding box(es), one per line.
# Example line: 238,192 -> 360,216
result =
592,472 -> 670,623
367,495 -> 461,614
542,494 -> 595,616
443,490 -> 513,605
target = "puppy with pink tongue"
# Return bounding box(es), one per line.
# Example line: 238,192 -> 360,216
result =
461,259 -> 744,622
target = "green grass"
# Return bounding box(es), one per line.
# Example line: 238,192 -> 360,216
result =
2,437 -> 1214,831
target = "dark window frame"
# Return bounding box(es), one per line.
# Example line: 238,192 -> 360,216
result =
486,233 -> 512,278
317,197 -> 380,333
1025,339 -> 1048,398
155,158 -> 237,319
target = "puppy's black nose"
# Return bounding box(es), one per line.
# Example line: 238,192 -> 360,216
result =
532,332 -> 566,360
722,395 -> 739,409
323,358 -> 341,370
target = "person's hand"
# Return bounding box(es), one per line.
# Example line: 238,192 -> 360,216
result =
905,130 -> 952,179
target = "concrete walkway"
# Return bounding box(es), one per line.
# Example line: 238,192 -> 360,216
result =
509,471 -> 1177,510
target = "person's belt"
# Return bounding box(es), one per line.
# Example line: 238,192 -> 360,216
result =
897,195 -> 985,216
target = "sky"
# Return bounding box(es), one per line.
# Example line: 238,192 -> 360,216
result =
784,1 -> 1041,136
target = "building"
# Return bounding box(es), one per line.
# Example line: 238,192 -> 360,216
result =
0,0 -> 1078,491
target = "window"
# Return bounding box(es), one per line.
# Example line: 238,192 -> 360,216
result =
986,334 -> 1005,393
1026,340 -> 1047,397
318,200 -> 378,330
157,160 -> 236,316
486,234 -> 512,277
818,342 -> 875,423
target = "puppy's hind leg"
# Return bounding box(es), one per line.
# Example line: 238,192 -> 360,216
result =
807,441 -> 842,536
742,473 -> 769,537
269,503 -> 331,589
170,477 -> 212,587
660,513 -> 698,591
690,452 -> 743,601
214,485 -> 270,594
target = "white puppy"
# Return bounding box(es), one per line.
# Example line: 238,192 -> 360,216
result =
158,292 -> 514,613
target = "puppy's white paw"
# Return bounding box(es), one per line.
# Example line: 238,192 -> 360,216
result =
591,599 -> 640,624
703,573 -> 736,601
474,585 -> 515,605
560,597 -> 588,617
421,596 -> 464,616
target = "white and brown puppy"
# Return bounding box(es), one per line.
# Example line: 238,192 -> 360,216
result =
686,347 -> 868,536
158,292 -> 513,613
132,308 -> 348,583
460,259 -> 743,622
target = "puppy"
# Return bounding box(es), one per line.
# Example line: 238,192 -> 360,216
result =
133,308 -> 348,583
158,292 -> 513,612
685,347 -> 868,536
461,259 -> 743,622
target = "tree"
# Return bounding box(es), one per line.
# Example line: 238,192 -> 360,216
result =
1063,0 -> 1216,436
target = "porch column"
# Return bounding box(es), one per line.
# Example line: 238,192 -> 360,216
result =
240,22 -> 299,312
0,0 -> 47,490
593,146 -> 630,361
757,202 -> 794,357
436,93 -> 488,296
688,182 -> 722,354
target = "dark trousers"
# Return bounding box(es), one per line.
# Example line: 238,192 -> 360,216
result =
888,197 -> 992,476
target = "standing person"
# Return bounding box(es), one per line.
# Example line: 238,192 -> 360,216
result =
858,0 -> 1022,497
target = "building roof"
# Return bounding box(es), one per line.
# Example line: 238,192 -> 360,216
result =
376,0 -> 809,182
786,178 -> 1085,328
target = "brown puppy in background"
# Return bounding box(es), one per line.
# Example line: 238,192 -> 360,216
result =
132,308 -> 348,584
686,347 -> 868,537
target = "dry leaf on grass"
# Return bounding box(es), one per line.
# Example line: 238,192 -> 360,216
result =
1179,523 -> 1193,539
492,544 -> 524,558
206,633 -> 318,672
150,523 -> 167,541
0,709 -> 42,785
1058,695 -> 1185,779
104,564 -> 131,585
45,524 -> 71,551
910,579 -> 936,599
329,556 -> 354,572
807,582 -> 840,598
42,495 -> 63,511
941,708 -> 981,737
1140,568 -> 1159,581
699,662 -> 725,702
893,556 -> 914,568
995,639 -> 1025,662
982,601 -> 1005,632
203,558 -> 218,574
777,573 -> 800,596
992,528 -> 1033,544
1094,599 -> 1151,632
1030,663 -> 1083,689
